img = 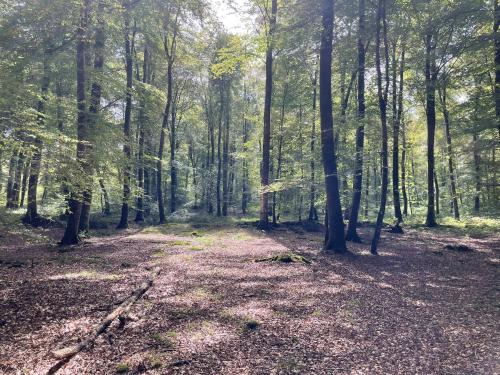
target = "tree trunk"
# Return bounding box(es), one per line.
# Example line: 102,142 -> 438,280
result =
434,172 -> 440,216
20,156 -> 30,208
216,80 -> 223,217
61,0 -> 90,245
473,132 -> 481,213
99,178 -> 111,215
242,85 -> 250,214
494,0 -> 500,139
6,147 -> 19,208
401,121 -> 408,216
308,66 -> 318,222
117,6 -> 134,230
11,148 -> 25,209
425,33 -> 437,227
258,0 -> 277,229
370,0 -> 390,255
438,75 -> 459,219
392,43 -> 404,225
222,79 -> 231,216
24,56 -> 50,225
346,0 -> 366,242
79,0 -> 105,232
320,0 -> 346,253
135,46 -> 149,223
158,59 -> 174,223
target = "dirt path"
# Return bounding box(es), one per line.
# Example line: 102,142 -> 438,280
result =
0,223 -> 499,374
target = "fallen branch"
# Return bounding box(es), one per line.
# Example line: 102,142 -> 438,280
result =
47,267 -> 161,374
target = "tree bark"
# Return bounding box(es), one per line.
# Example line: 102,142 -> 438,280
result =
24,56 -> 50,225
370,0 -> 390,255
438,75 -> 459,219
308,66 -> 318,222
135,46 -> 149,223
392,42 -> 404,225
401,120 -> 408,216
320,0 -> 346,253
117,5 -> 134,230
79,0 -> 105,232
346,0 -> 366,242
61,0 -> 91,245
494,0 -> 500,139
222,78 -> 231,216
424,33 -> 437,227
258,0 -> 277,229
6,147 -> 19,209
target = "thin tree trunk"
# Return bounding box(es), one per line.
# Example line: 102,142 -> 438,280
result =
117,5 -> 133,230
320,0 -> 346,253
216,80 -> 223,217
438,75 -> 459,219
6,147 -> 19,208
258,0 -> 277,229
99,178 -> 110,215
434,172 -> 440,216
473,132 -> 481,213
308,66 -> 318,222
494,0 -> 500,139
11,148 -> 25,209
370,0 -> 390,255
401,120 -> 408,216
20,156 -> 30,208
222,79 -> 231,216
135,46 -> 149,223
392,42 -> 404,225
242,85 -> 250,214
346,0 -> 366,241
425,33 -> 438,227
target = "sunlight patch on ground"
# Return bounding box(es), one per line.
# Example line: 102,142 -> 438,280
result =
48,270 -> 120,281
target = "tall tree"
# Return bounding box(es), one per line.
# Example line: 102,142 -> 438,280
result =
320,0 -> 346,253
424,31 -> 438,227
346,0 -> 366,242
117,3 -> 134,229
23,56 -> 49,225
370,0 -> 390,255
79,0 -> 105,233
61,0 -> 91,245
157,10 -> 179,224
258,0 -> 277,229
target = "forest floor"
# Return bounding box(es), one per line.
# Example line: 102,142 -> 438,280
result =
0,214 -> 499,375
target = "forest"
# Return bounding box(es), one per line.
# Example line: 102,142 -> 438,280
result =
0,0 -> 499,374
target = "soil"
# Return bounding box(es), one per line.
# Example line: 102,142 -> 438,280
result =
0,222 -> 498,374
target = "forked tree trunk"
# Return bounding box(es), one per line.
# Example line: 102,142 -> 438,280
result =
320,0 -> 346,253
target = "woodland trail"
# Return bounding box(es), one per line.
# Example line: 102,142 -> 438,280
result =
0,222 -> 499,374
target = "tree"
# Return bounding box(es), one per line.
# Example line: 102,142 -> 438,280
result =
258,0 -> 277,229
117,2 -> 134,230
319,0 -> 346,253
370,0 -> 390,255
61,0 -> 91,245
346,0 -> 366,242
